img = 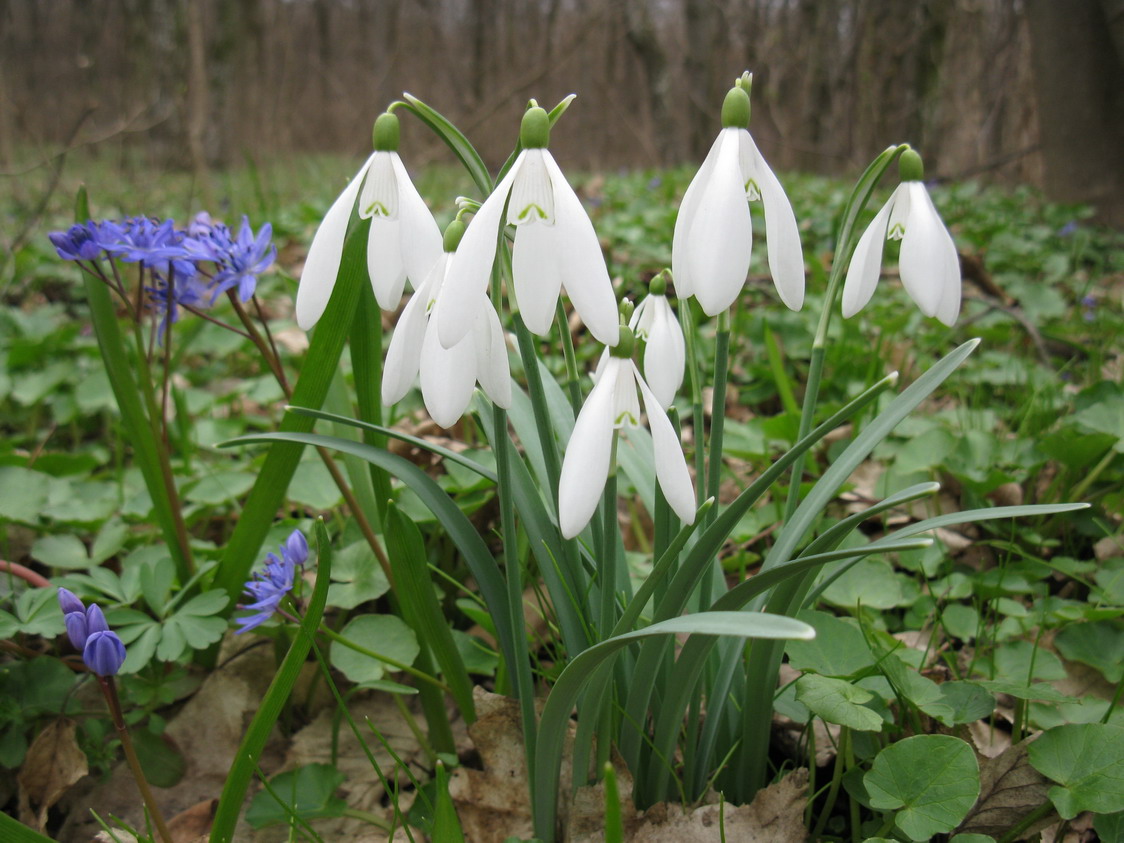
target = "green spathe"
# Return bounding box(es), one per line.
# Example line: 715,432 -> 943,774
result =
372,112 -> 399,152
610,325 -> 636,359
519,106 -> 550,149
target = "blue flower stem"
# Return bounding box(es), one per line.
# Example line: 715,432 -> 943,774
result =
98,676 -> 173,843
226,289 -> 291,394
128,318 -> 195,576
493,404 -> 538,789
315,624 -> 450,693
556,300 -> 583,416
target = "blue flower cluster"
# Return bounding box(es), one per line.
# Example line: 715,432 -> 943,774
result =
57,587 -> 127,676
49,213 -> 276,329
234,529 -> 309,634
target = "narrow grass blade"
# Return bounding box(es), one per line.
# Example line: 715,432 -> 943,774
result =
210,519 -> 333,843
0,813 -> 56,843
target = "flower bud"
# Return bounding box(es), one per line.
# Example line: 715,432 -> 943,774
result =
84,631 -> 126,676
85,603 -> 110,634
721,86 -> 751,129
285,529 -> 309,566
519,106 -> 550,149
899,148 -> 924,182
64,613 -> 89,651
372,112 -> 400,152
649,270 -> 669,297
443,219 -> 467,253
57,587 -> 84,616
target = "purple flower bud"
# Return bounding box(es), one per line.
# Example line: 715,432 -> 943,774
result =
85,603 -> 110,635
83,631 -> 127,676
64,612 -> 89,650
284,530 -> 309,566
57,587 -> 84,615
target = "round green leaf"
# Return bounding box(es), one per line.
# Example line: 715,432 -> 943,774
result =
786,610 -> 875,677
330,614 -> 420,686
795,674 -> 884,731
1028,723 -> 1124,819
865,734 -> 980,841
30,534 -> 89,569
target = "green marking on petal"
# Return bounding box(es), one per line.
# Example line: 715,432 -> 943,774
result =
888,222 -> 906,240
745,178 -> 761,201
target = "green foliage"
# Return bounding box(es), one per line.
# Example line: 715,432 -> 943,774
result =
1029,723 -> 1124,819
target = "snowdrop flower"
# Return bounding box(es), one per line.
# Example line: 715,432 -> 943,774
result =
672,76 -> 804,316
841,149 -> 961,326
383,220 -> 511,428
436,105 -> 618,349
596,274 -> 685,409
559,326 -> 695,539
296,112 -> 442,329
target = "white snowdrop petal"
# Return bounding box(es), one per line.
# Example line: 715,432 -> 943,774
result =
507,149 -> 555,225
611,359 -> 641,429
512,221 -> 564,336
630,297 -> 654,338
642,297 -> 685,409
923,189 -> 962,326
437,159 -> 521,348
296,153 -> 376,330
841,198 -> 894,318
367,217 -> 407,309
637,374 -> 695,525
542,153 -> 619,346
391,153 -> 443,294
899,183 -> 947,317
686,130 -> 753,316
421,310 -> 477,428
358,153 -> 398,219
474,297 -> 512,409
742,133 -> 805,311
381,284 -> 430,405
672,132 -> 726,298
559,364 -> 618,539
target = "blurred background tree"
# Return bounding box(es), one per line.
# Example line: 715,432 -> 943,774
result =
1,0 -> 1121,224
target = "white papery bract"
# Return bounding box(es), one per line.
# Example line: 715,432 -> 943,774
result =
436,147 -> 619,349
558,357 -> 695,539
295,151 -> 441,329
672,127 -> 804,316
631,293 -> 685,409
841,181 -> 961,326
382,253 -> 510,428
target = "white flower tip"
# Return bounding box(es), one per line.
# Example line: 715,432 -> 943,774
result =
965,337 -> 982,352
887,371 -> 900,386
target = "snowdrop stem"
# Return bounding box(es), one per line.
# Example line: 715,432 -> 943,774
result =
682,301 -> 707,506
514,320 -> 563,511
599,432 -> 620,637
492,405 -> 538,786
556,300 -> 583,415
98,676 -> 174,843
705,310 -> 732,514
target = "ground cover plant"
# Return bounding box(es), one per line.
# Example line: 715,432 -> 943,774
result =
0,74 -> 1122,842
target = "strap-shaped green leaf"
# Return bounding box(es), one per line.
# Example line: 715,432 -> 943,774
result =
385,503 -> 476,722
400,94 -> 492,195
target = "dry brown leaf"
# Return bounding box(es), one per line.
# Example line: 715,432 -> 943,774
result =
956,738 -> 1055,838
17,717 -> 88,831
1094,535 -> 1124,562
167,797 -> 217,842
618,769 -> 808,842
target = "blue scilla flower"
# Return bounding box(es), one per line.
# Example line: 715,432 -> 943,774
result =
107,217 -> 198,280
48,221 -> 125,261
57,588 -> 127,675
234,529 -> 309,634
197,215 -> 277,303
146,271 -> 210,337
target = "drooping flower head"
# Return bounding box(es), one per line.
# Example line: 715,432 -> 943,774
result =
57,588 -> 127,676
382,219 -> 511,428
630,271 -> 685,409
841,148 -> 961,326
296,111 -> 442,329
559,324 -> 695,539
436,103 -> 619,349
234,529 -> 310,633
672,73 -> 804,316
